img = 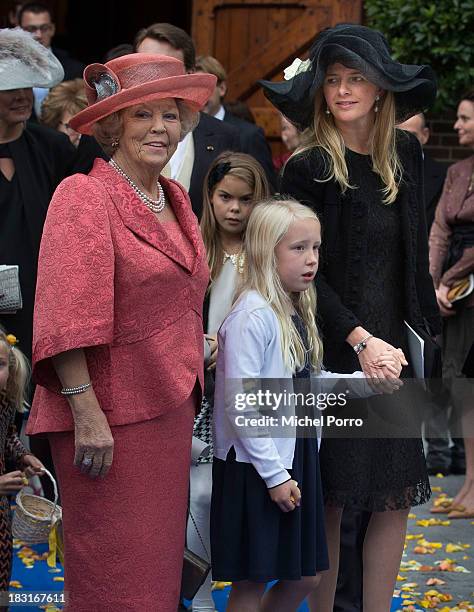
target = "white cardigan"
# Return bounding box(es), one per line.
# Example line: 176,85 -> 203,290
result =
213,290 -> 370,488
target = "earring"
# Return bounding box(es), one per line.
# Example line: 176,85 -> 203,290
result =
374,95 -> 380,113
111,138 -> 119,148
325,107 -> 331,115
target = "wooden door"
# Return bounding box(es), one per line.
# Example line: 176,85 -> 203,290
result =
192,0 -> 363,154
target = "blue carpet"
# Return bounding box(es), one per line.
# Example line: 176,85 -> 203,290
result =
11,541 -> 64,610
12,544 -> 409,611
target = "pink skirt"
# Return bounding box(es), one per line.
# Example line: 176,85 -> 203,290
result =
49,393 -> 196,612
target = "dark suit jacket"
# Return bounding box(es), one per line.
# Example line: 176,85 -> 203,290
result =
423,153 -> 447,231
223,110 -> 276,190
189,112 -> 241,219
52,46 -> 85,81
280,131 -> 441,371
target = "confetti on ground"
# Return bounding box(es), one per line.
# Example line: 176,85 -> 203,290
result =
212,581 -> 232,590
9,580 -> 22,589
446,543 -> 471,553
413,539 -> 443,554
417,518 -> 451,527
431,494 -> 454,510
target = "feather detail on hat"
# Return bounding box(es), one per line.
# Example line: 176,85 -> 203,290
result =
0,28 -> 64,91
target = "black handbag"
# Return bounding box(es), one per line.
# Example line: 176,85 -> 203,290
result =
180,510 -> 211,601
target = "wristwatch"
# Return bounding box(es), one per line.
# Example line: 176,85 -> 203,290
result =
352,335 -> 373,355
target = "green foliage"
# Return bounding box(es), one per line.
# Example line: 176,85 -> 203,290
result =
364,0 -> 474,113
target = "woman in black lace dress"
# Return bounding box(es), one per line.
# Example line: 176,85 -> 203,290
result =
261,24 -> 440,611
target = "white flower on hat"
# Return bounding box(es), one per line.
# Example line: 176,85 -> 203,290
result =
283,58 -> 312,81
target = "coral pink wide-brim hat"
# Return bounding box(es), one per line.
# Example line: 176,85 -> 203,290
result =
69,53 -> 217,135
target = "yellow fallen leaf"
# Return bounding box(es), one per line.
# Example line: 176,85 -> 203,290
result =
9,580 -> 22,589
419,539 -> 443,548
212,581 -> 231,590
435,473 -> 445,478
408,513 -> 417,519
417,518 -> 450,527
431,486 -> 442,492
52,576 -> 64,582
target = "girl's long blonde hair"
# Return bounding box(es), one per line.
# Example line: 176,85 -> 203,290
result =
239,198 -> 323,372
0,329 -> 30,413
200,151 -> 271,283
295,89 -> 402,204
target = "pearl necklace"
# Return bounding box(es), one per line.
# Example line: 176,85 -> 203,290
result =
109,158 -> 166,213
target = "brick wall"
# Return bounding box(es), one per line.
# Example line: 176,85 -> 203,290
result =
425,114 -> 472,165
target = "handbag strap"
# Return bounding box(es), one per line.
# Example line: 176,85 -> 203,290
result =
188,508 -> 211,563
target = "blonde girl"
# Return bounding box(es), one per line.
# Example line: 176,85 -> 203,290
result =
187,152 -> 270,612
210,199 -> 401,612
0,330 -> 43,606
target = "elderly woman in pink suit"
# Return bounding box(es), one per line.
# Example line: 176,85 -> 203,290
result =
26,54 -> 216,611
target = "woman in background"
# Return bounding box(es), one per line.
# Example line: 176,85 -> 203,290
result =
41,79 -> 87,147
429,89 -> 474,519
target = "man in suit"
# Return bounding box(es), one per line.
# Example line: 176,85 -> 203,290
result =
399,113 -> 447,230
19,3 -> 84,81
135,23 -> 242,219
196,55 -> 276,189
19,2 -> 85,119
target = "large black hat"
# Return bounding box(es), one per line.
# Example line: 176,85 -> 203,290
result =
260,24 -> 437,129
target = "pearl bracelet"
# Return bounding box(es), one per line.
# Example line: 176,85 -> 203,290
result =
60,382 -> 92,396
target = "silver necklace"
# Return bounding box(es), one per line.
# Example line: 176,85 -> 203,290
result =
109,158 -> 165,213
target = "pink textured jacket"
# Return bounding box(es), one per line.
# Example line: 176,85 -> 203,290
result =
27,159 -> 209,435
429,155 -> 474,308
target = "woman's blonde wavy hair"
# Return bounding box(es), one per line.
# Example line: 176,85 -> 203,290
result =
0,328 -> 30,413
200,151 -> 270,283
295,88 -> 402,204
238,198 -> 323,373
